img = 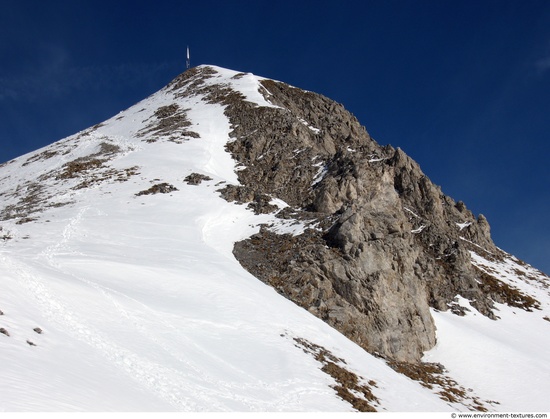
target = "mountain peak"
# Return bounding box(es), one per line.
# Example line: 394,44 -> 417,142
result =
1,65 -> 549,412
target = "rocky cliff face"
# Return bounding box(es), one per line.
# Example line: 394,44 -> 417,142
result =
169,66 -> 538,363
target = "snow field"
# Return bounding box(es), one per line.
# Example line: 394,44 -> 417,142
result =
1,65 -> 547,412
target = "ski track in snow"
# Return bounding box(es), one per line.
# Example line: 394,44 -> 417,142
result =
0,195 -> 231,409
2,65 -> 548,412
9,205 -> 305,411
1,252 -> 215,410
0,74 -> 343,410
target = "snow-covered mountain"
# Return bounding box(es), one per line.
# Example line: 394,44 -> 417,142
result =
0,65 -> 548,412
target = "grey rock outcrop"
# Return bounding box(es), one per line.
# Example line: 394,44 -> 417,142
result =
168,66 -> 521,362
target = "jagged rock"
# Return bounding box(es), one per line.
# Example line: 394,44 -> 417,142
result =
217,185 -> 279,214
154,103 -> 179,118
0,328 -> 9,337
56,158 -> 106,180
235,226 -> 437,362
217,185 -> 256,203
138,103 -> 197,141
170,66 -> 515,362
136,183 -> 178,196
33,327 -> 43,334
184,173 -> 212,185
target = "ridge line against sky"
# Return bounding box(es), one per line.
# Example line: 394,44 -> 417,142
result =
0,0 -> 548,273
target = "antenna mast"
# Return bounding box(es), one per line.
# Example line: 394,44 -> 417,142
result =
186,46 -> 190,69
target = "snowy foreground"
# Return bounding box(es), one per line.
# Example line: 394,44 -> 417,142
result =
0,66 -> 548,412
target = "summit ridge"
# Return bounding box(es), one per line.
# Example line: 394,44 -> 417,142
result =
0,65 -> 548,412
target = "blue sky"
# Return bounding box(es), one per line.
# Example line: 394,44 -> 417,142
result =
1,0 -> 549,273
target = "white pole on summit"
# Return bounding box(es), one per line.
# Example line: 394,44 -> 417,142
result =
186,46 -> 190,69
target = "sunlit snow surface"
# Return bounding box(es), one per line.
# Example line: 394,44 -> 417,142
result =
0,65 -> 548,411
425,250 -> 550,411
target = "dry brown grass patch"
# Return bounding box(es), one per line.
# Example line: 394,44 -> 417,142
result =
388,360 -> 495,411
293,337 -> 379,412
136,182 -> 178,196
475,267 -> 541,311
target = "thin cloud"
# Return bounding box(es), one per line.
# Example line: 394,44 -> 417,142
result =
535,56 -> 550,74
533,39 -> 550,76
0,59 -> 173,102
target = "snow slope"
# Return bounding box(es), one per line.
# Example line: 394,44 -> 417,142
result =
424,250 -> 550,411
0,65 -> 548,411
